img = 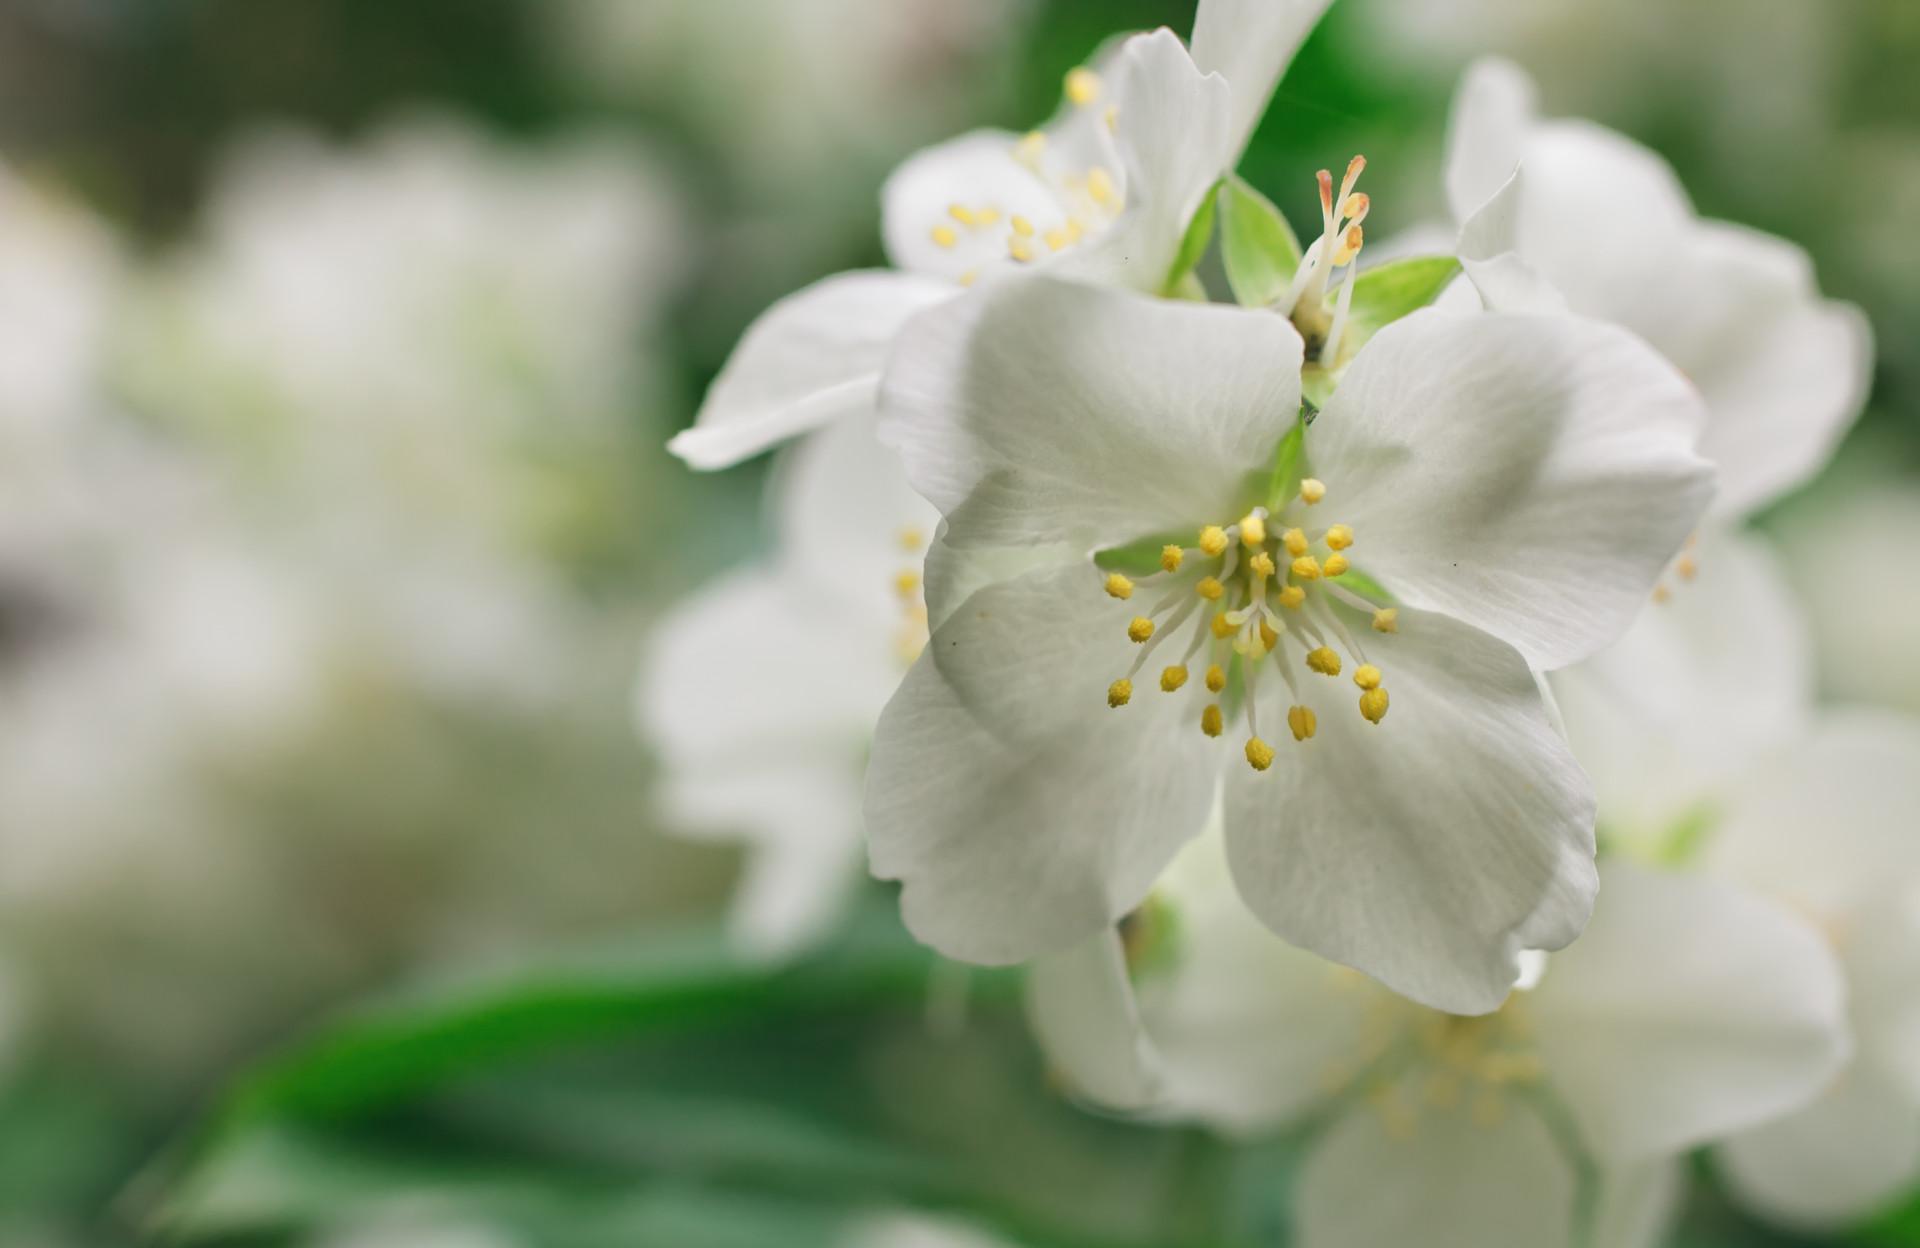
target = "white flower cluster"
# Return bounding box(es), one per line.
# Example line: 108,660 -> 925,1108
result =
644,1 -> 1904,1242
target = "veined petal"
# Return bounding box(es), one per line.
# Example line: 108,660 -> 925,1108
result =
1528,863 -> 1849,1164
922,522 -> 1076,632
1025,927 -> 1163,1111
880,274 -> 1303,552
865,563 -> 1217,964
1189,0 -> 1334,162
669,270 -> 952,469
1311,308 -> 1713,670
1223,607 -> 1596,1016
1455,167 -> 1568,315
880,130 -> 1075,283
1295,1091 -> 1576,1248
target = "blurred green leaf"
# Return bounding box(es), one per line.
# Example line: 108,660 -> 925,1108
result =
1219,174 -> 1303,309
1340,255 -> 1462,349
1163,181 -> 1221,296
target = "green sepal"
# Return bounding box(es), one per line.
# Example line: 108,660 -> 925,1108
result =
1160,179 -> 1221,296
1218,174 -> 1302,309
1340,255 -> 1462,353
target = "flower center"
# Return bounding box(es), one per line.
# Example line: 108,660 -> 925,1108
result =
1282,156 -> 1371,370
893,525 -> 930,666
1102,478 -> 1400,769
925,66 -> 1124,286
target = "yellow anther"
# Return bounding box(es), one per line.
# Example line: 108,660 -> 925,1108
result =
1160,665 -> 1188,693
1044,228 -> 1071,251
1248,552 -> 1276,578
1199,526 -> 1229,556
1065,66 -> 1102,106
1333,223 -> 1365,265
1283,527 -> 1309,556
1372,608 -> 1398,633
1339,191 -> 1371,223
1127,617 -> 1155,643
1299,478 -> 1326,504
1087,166 -> 1117,206
930,225 -> 958,249
1652,584 -> 1672,604
898,526 -> 926,551
1008,237 -> 1035,263
1245,737 -> 1276,771
1108,679 -> 1133,708
1205,664 -> 1226,693
1306,646 -> 1342,676
895,570 -> 921,597
1196,577 -> 1224,601
1011,214 -> 1035,238
1211,613 -> 1236,639
1240,512 -> 1267,547
1676,555 -> 1698,581
1201,704 -> 1224,737
1277,585 -> 1306,609
1259,618 -> 1280,651
1066,218 -> 1086,242
1291,555 -> 1323,580
1160,545 -> 1185,573
1325,524 -> 1353,550
1288,705 -> 1317,742
958,268 -> 979,287
1104,572 -> 1135,600
1323,553 -> 1350,577
1360,686 -> 1390,724
948,203 -> 978,226
975,207 -> 1002,226
1354,664 -> 1382,690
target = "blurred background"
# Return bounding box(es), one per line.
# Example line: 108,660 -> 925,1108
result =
0,1 -> 1915,1244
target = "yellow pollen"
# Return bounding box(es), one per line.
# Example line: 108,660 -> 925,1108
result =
1360,686 -> 1390,724
1651,584 -> 1672,604
1127,617 -> 1155,643
930,225 -> 958,249
894,570 -> 921,597
1160,545 -> 1185,573
948,203 -> 978,226
1205,664 -> 1226,693
1333,223 -> 1365,265
1087,166 -> 1117,206
1008,237 -> 1035,263
898,526 -> 926,551
1288,704 -> 1317,742
1291,555 -> 1323,580
1259,618 -> 1280,651
1108,679 -> 1133,708
975,206 -> 1002,226
1249,552 -> 1277,577
958,268 -> 979,287
1011,214 -> 1035,238
1211,612 -> 1236,639
1195,576 -> 1224,601
1044,228 -> 1071,251
1104,572 -> 1135,600
1676,555 -> 1698,581
1306,646 -> 1342,676
1283,527 -> 1309,556
1160,665 -> 1188,692
1323,553 -> 1350,577
1201,704 -> 1224,737
1245,737 -> 1276,771
1277,585 -> 1306,609
1354,664 -> 1382,690
1066,218 -> 1086,242
1240,513 -> 1267,547
1325,524 -> 1354,550
1372,608 -> 1398,633
1299,478 -> 1326,504
1199,525 -> 1229,556
1065,67 -> 1102,105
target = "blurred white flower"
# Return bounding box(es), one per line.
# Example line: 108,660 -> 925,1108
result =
866,273 -> 1711,1012
668,0 -> 1335,469
840,1212 -> 1023,1248
638,412 -> 936,958
1034,832 -> 1847,1248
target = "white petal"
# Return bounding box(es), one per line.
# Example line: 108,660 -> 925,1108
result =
880,274 -> 1304,551
1528,863 -> 1849,1163
1223,606 -> 1597,1015
1592,1159 -> 1685,1248
1552,530 -> 1812,838
1455,167 -> 1569,315
1189,0 -> 1334,161
669,270 -> 952,469
1705,708 -> 1920,919
864,563 -> 1217,964
1444,57 -> 1537,223
880,130 -> 1076,283
921,523 -> 1076,632
1848,889 -> 1920,1102
1025,928 -> 1163,1111
1715,1061 -> 1920,1231
1312,308 -> 1714,669
1296,1094 -> 1576,1248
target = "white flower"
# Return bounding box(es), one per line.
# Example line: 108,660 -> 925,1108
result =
1445,57 -> 1871,525
638,411 -> 937,958
667,0 -> 1334,469
1034,833 -> 1847,1248
866,271 -> 1713,1012
839,1212 -> 1022,1248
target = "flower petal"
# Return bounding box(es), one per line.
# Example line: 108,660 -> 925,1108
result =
1592,1159 -> 1686,1248
880,274 -> 1304,551
880,130 -> 1077,284
1455,166 -> 1569,315
865,562 -> 1217,964
1025,927 -> 1164,1111
669,270 -> 953,469
1295,1092 -> 1576,1248
1223,606 -> 1597,1015
1443,57 -> 1535,224
1528,863 -> 1850,1163
1189,0 -> 1334,161
1311,307 -> 1713,669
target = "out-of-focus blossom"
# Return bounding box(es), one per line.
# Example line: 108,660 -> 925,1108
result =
867,273 -> 1711,1012
668,0 -> 1334,469
841,1212 -> 1025,1248
638,412 -> 935,958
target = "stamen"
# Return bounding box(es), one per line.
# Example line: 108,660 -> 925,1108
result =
1299,478 -> 1326,505
895,571 -> 921,597
1199,525 -> 1230,557
1205,664 -> 1226,693
1291,555 -> 1323,580
1065,67 -> 1101,106
1277,585 -> 1306,609
1044,228 -> 1071,251
1360,687 -> 1390,724
1240,511 -> 1268,547
1372,608 -> 1398,633
1325,524 -> 1353,550
898,526 -> 926,551
1248,552 -> 1277,577
1288,705 -> 1317,741
1008,237 -> 1035,263
1201,704 -> 1224,737
1259,617 -> 1281,651
1246,737 -> 1276,771
1108,679 -> 1133,708
948,204 -> 978,226
1283,527 -> 1309,556
1161,545 -> 1185,573
1306,646 -> 1342,676
1323,553 -> 1350,577
1087,167 -> 1118,207
1011,215 -> 1035,238
1196,576 -> 1225,600
1128,617 -> 1155,643
1160,665 -> 1189,692
1211,613 -> 1236,639
1354,664 -> 1382,690
930,225 -> 958,249
1104,573 -> 1135,600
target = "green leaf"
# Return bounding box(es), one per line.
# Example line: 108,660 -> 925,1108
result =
1160,181 -> 1220,297
1340,255 -> 1463,352
1218,174 -> 1302,309
1262,413 -> 1308,512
